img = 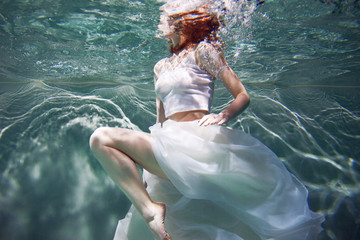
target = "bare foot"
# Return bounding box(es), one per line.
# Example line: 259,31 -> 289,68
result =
145,202 -> 172,240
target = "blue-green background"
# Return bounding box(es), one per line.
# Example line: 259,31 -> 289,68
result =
0,0 -> 359,239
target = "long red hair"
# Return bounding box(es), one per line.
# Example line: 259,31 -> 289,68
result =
168,10 -> 223,54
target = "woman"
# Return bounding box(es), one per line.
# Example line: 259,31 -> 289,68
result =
90,8 -> 323,240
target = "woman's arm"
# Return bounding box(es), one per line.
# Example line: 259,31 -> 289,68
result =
217,58 -> 250,121
154,60 -> 167,124
196,44 -> 250,126
156,97 -> 167,124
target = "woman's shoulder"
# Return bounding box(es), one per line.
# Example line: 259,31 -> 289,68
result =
154,58 -> 167,75
195,41 -> 221,56
194,41 -> 227,78
195,41 -> 223,65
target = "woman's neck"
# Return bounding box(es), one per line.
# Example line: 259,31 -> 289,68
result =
171,42 -> 196,55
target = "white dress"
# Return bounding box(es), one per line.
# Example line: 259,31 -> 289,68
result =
113,42 -> 324,240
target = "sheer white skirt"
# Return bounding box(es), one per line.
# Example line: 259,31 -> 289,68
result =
114,120 -> 324,240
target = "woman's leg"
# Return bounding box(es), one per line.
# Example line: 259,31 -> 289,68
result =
89,127 -> 171,240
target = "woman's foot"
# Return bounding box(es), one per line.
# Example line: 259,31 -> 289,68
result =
145,202 -> 172,240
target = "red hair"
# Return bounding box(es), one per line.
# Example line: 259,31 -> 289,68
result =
168,10 -> 223,54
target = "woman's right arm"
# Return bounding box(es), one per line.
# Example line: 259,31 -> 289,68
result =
196,43 -> 250,126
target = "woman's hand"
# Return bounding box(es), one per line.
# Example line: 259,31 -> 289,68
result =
198,113 -> 229,126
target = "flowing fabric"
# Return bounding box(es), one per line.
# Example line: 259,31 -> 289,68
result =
114,120 -> 324,240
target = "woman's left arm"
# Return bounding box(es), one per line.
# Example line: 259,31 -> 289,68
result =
197,48 -> 250,126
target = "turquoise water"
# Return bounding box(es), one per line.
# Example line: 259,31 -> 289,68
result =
0,0 -> 359,239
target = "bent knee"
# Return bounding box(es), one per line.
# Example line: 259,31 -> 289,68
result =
89,127 -> 133,152
89,127 -> 110,151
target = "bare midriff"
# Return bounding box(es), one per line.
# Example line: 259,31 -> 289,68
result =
167,110 -> 209,122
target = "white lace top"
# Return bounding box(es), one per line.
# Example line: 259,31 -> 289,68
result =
154,42 -> 220,117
